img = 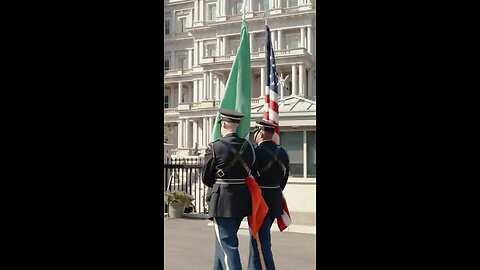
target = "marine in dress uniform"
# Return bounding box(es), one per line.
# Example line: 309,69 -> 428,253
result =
202,109 -> 256,270
248,120 -> 290,270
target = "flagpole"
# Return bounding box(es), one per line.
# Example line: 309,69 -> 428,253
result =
256,235 -> 267,270
242,0 -> 246,21
264,1 -> 268,26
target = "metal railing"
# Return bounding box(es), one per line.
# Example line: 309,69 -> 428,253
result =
284,6 -> 301,13
164,107 -> 178,113
208,48 -> 308,64
164,157 -> 208,215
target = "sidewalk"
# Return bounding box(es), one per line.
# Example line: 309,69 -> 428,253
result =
164,218 -> 316,270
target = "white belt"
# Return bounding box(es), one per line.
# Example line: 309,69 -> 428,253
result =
215,178 -> 245,185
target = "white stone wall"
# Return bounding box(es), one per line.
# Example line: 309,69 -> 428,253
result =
283,179 -> 316,213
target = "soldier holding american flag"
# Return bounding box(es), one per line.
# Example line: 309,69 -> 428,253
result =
249,120 -> 290,270
247,18 -> 292,270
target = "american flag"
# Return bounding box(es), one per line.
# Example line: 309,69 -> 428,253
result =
263,24 -> 291,232
263,25 -> 280,144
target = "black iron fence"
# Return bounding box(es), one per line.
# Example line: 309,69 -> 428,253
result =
164,157 -> 208,214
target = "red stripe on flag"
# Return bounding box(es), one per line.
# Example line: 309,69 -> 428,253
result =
277,195 -> 291,232
269,101 -> 279,113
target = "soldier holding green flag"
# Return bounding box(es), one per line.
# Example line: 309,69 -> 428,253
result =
202,109 -> 255,270
201,16 -> 270,269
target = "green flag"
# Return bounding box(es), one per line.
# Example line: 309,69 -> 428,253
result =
211,20 -> 251,141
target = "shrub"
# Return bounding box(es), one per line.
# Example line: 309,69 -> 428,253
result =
164,191 -> 194,207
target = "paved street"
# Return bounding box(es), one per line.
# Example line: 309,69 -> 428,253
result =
164,217 -> 316,270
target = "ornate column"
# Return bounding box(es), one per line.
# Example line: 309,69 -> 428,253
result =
170,51 -> 175,70
193,79 -> 198,102
307,69 -> 313,98
209,117 -> 214,142
292,64 -> 298,96
202,117 -> 207,146
194,0 -> 199,22
271,31 -> 277,50
278,29 -> 283,50
206,117 -> 211,144
217,37 -> 221,56
300,27 -> 305,49
199,78 -> 204,102
193,120 -> 198,148
185,119 -> 190,148
178,81 -> 183,103
203,72 -> 208,101
215,75 -> 220,101
260,67 -> 266,97
199,0 -> 204,22
177,120 -> 183,147
299,63 -> 305,96
209,71 -> 213,100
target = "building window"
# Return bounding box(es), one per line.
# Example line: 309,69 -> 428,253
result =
263,0 -> 269,10
306,131 -> 316,177
164,59 -> 170,71
164,126 -> 169,143
288,0 -> 299,7
280,131 -> 303,177
179,17 -> 187,32
182,57 -> 188,69
177,56 -> 187,70
164,20 -> 170,35
229,41 -> 239,55
277,130 -> 316,178
233,1 -> 243,14
288,37 -> 300,49
212,79 -> 217,99
208,4 -> 216,20
258,42 -> 265,52
205,44 -> 216,57
164,95 -> 169,108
